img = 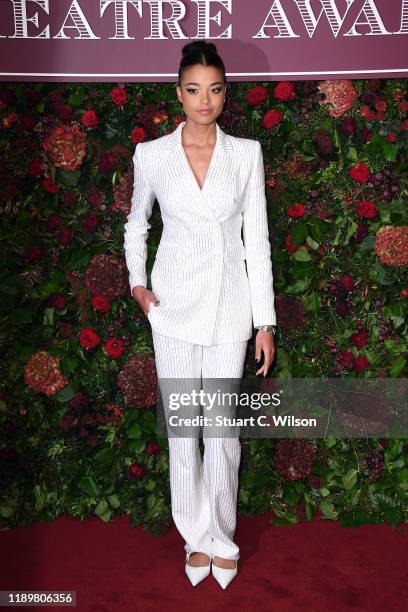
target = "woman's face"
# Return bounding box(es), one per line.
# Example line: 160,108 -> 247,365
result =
176,64 -> 226,124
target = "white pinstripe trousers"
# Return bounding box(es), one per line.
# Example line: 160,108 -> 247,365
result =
152,330 -> 248,561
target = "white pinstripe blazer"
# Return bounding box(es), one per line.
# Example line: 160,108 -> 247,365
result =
123,120 -> 276,346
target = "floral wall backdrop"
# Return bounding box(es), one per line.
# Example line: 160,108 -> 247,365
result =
0,79 -> 407,532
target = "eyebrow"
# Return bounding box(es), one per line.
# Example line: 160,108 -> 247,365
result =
184,82 -> 223,86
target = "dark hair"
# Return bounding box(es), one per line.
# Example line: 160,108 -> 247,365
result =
178,40 -> 226,85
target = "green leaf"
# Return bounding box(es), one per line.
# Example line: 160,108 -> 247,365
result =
55,384 -> 75,403
94,447 -> 115,467
291,223 -> 308,245
145,479 -> 156,492
309,218 -> 328,242
33,484 -> 46,512
98,510 -> 113,522
129,439 -> 146,453
57,169 -> 81,187
303,291 -> 321,314
359,235 -> 376,252
382,142 -> 397,163
43,307 -> 54,327
78,476 -> 100,497
127,423 -> 142,439
388,356 -> 406,378
67,92 -> 85,106
95,500 -> 109,517
342,468 -> 358,491
60,356 -> 78,376
319,500 -> 338,519
107,494 -> 120,509
292,247 -> 312,262
285,279 -> 311,294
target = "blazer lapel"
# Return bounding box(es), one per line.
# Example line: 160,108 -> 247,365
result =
163,120 -> 238,222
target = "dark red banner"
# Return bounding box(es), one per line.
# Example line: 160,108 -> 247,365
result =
0,0 -> 407,82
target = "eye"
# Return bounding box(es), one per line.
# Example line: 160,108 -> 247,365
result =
186,88 -> 198,94
211,87 -> 223,94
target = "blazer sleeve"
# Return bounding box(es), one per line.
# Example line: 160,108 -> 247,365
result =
123,143 -> 156,294
242,140 -> 277,328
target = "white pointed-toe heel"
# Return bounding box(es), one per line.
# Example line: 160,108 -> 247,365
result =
211,557 -> 238,590
185,552 -> 212,587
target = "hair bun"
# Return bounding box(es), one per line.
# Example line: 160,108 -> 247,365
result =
181,40 -> 218,58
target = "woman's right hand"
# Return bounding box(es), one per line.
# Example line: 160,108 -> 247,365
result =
131,285 -> 160,317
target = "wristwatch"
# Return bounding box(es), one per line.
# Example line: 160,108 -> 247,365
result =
256,325 -> 277,335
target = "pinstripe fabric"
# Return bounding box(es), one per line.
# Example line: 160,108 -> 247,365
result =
123,120 -> 277,346
152,330 -> 248,561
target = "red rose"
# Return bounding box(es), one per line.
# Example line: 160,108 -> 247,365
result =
354,355 -> 371,372
401,119 -> 408,132
350,330 -> 368,349
104,338 -> 124,359
29,158 -> 46,177
261,109 -> 284,129
375,100 -> 387,112
129,462 -> 147,480
82,212 -> 99,232
386,132 -> 397,143
56,227 -> 73,246
92,295 -> 110,313
246,86 -> 268,107
44,213 -> 63,233
274,81 -> 296,101
24,246 -> 42,261
131,127 -> 146,144
339,274 -> 354,292
356,200 -> 378,219
43,175 -> 59,193
58,104 -> 75,122
82,110 -> 98,128
340,117 -> 356,135
145,441 -> 161,455
49,292 -> 67,310
287,203 -> 305,218
400,287 -> 408,298
349,162 -> 370,183
79,327 -> 101,349
337,350 -> 355,369
111,86 -> 128,106
58,322 -> 73,338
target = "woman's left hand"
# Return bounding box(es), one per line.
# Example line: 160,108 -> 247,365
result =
255,330 -> 276,377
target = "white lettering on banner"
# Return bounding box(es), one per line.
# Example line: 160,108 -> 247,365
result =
343,0 -> 392,36
8,0 -> 50,39
191,0 -> 232,39
253,0 -> 300,39
0,0 -> 407,39
54,0 -> 100,39
101,1 -> 143,40
293,0 -> 355,38
145,0 -> 187,39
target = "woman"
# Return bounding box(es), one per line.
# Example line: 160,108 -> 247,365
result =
124,40 -> 277,590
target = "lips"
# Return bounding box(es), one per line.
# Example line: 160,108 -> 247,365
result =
198,109 -> 212,114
